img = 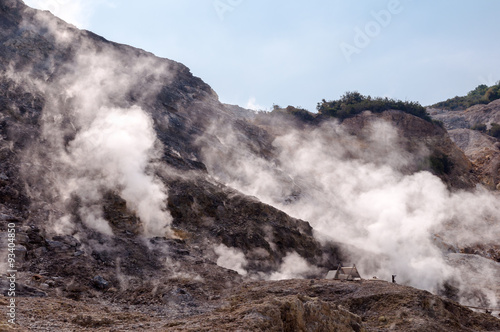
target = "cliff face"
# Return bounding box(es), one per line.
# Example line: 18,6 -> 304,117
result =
1,1 -> 500,331
447,129 -> 500,190
429,100 -> 500,190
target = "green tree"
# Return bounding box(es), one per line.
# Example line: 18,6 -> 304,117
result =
467,84 -> 489,97
485,86 -> 500,102
317,92 -> 430,122
431,82 -> 500,110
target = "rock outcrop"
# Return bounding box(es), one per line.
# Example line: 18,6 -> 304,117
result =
429,99 -> 500,131
429,100 -> 500,190
447,129 -> 500,189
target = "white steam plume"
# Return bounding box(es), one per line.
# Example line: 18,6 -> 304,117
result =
202,117 -> 500,307
15,14 -> 174,237
269,252 -> 321,281
214,244 -> 248,276
58,106 -> 170,236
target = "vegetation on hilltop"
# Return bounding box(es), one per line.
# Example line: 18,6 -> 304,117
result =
270,105 -> 316,122
316,91 -> 432,122
430,82 -> 500,111
268,92 -> 432,124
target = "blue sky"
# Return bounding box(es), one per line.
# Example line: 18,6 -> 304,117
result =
25,0 -> 500,111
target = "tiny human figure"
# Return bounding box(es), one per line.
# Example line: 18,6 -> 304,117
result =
392,275 -> 396,283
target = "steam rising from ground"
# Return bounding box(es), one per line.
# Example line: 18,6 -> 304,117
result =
213,245 -> 321,280
214,244 -> 248,276
15,14 -> 173,237
58,106 -> 170,236
203,117 -> 500,307
269,252 -> 322,281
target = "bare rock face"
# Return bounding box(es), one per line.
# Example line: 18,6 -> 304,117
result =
428,99 -> 500,131
448,128 -> 500,189
429,100 -> 500,190
166,177 -> 340,275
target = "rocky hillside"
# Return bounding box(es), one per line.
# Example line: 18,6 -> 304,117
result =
429,99 -> 500,131
429,99 -> 500,190
446,129 -> 500,190
1,0 -> 500,331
